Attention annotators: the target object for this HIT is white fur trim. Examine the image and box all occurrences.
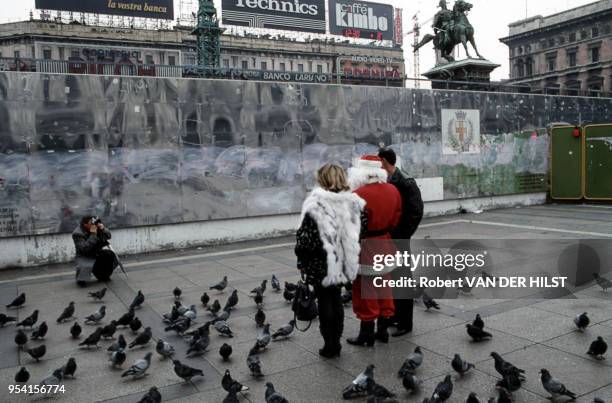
[347,166,388,190]
[357,159,383,170]
[300,188,365,287]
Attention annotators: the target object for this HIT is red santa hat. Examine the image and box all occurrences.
[348,154,388,189]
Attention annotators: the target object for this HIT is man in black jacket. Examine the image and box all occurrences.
[73,216,117,287]
[378,148,424,336]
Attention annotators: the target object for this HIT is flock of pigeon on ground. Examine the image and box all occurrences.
[1,272,611,402]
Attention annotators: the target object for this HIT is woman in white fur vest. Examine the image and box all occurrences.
[295,164,366,358]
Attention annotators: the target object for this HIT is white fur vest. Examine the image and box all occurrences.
[300,187,365,287]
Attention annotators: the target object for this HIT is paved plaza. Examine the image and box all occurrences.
[0,204,611,402]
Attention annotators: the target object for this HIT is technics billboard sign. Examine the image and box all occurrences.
[222,0,326,33]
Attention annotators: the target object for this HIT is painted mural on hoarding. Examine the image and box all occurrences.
[441,109,481,155]
[35,0,174,19]
[328,0,395,41]
[0,72,611,237]
[221,0,326,33]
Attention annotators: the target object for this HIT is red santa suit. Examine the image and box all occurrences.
[349,155,402,322]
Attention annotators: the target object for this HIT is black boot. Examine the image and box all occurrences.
[375,317,390,343]
[346,321,375,347]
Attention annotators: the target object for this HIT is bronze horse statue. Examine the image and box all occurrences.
[414,0,484,63]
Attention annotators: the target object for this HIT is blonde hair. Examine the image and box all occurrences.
[317,164,350,193]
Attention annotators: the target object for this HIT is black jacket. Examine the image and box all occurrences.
[388,168,424,239]
[72,226,112,258]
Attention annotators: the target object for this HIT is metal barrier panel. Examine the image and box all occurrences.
[584,124,612,200]
[550,126,583,200]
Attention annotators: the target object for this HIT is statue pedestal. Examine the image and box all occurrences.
[422,58,500,90]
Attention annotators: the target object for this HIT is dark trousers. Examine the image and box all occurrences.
[92,250,117,281]
[314,285,344,348]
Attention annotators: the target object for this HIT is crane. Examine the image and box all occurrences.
[404,12,434,88]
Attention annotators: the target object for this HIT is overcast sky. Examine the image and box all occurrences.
[0,0,597,80]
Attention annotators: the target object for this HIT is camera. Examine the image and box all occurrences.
[91,217,102,225]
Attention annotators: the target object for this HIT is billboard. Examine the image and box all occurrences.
[34,0,174,20]
[329,0,394,41]
[222,0,326,33]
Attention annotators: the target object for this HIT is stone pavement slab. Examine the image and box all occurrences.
[484,306,574,343]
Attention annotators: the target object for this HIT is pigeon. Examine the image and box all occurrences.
[164,317,191,335]
[251,280,268,295]
[182,305,197,321]
[33,369,63,391]
[575,312,590,331]
[285,282,298,292]
[490,352,525,380]
[593,273,612,291]
[283,288,295,303]
[130,291,145,310]
[156,339,175,359]
[343,364,375,399]
[101,320,118,339]
[31,321,48,340]
[117,308,135,328]
[247,347,264,377]
[488,387,512,403]
[88,287,107,301]
[587,336,608,360]
[122,352,152,379]
[365,377,396,400]
[56,302,76,323]
[163,304,181,324]
[6,293,26,309]
[466,324,492,341]
[16,309,38,329]
[223,383,241,403]
[224,290,239,311]
[129,326,152,348]
[108,334,127,352]
[201,292,210,306]
[186,333,210,356]
[255,308,266,327]
[254,291,264,306]
[222,369,249,392]
[15,329,28,349]
[84,305,106,324]
[472,314,484,330]
[60,357,77,378]
[0,313,17,327]
[15,367,30,383]
[138,386,162,403]
[466,392,480,403]
[130,317,143,333]
[214,320,234,337]
[422,292,440,310]
[173,359,204,382]
[430,374,453,401]
[402,373,420,394]
[26,344,47,362]
[214,308,231,323]
[70,322,82,338]
[265,382,289,403]
[271,275,281,292]
[496,372,522,393]
[398,347,424,377]
[540,368,576,401]
[451,354,475,376]
[593,399,605,403]
[177,302,190,316]
[110,349,127,367]
[207,299,221,315]
[220,343,233,361]
[173,286,182,300]
[79,327,103,349]
[272,320,296,340]
[256,324,271,349]
[210,276,228,292]
[184,321,212,338]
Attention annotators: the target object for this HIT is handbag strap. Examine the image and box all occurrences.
[293,313,313,332]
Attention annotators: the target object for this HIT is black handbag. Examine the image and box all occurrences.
[291,275,318,332]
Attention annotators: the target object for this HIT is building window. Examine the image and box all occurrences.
[558,36,566,45]
[14,50,20,58]
[241,60,248,70]
[231,56,238,66]
[580,30,587,40]
[317,65,323,73]
[517,60,524,78]
[569,32,576,42]
[58,47,64,60]
[43,49,52,60]
[159,52,165,64]
[526,58,533,76]
[568,51,577,67]
[298,63,304,72]
[548,39,555,48]
[540,40,547,50]
[547,56,556,72]
[32,46,35,58]
[71,49,80,59]
[591,47,600,63]
[517,46,523,55]
[222,59,229,68]
[279,62,286,71]
[145,55,154,64]
[168,55,176,66]
[592,27,599,38]
[260,61,267,70]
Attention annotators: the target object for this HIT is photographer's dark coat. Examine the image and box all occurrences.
[72,226,113,282]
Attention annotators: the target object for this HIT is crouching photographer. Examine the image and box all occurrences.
[72,216,118,287]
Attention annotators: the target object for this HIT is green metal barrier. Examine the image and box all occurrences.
[584,125,612,200]
[550,126,583,200]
